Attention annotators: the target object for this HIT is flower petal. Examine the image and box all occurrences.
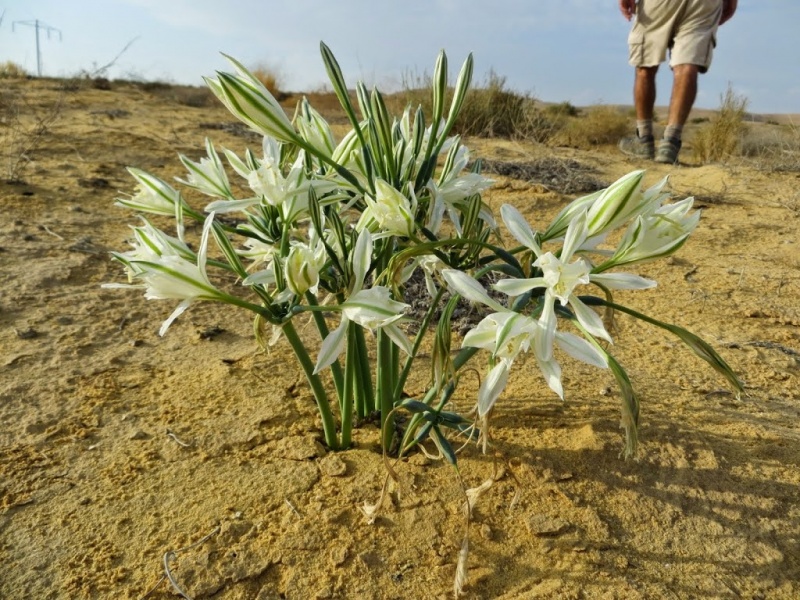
[500,204,541,255]
[570,296,612,342]
[313,319,348,374]
[554,331,608,368]
[442,269,505,312]
[590,272,657,290]
[477,361,510,417]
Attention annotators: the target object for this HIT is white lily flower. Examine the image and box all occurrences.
[493,213,608,359]
[177,138,232,199]
[204,55,297,143]
[116,168,190,240]
[342,287,408,329]
[313,229,412,374]
[463,310,608,415]
[112,221,197,285]
[105,213,225,336]
[603,197,701,268]
[400,253,445,299]
[356,179,417,238]
[285,234,326,296]
[295,97,336,158]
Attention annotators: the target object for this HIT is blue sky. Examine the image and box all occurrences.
[3,0,798,114]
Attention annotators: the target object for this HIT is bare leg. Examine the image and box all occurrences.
[634,66,658,121]
[666,63,699,128]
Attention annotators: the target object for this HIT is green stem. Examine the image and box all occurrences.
[393,287,445,402]
[282,321,339,449]
[377,328,394,451]
[340,322,357,448]
[354,325,374,416]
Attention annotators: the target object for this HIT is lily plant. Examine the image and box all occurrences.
[106,43,741,460]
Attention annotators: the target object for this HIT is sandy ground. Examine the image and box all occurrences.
[1,78,799,599]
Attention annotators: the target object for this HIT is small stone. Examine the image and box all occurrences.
[129,430,150,440]
[319,454,347,477]
[15,327,38,339]
[329,546,348,567]
[526,514,570,537]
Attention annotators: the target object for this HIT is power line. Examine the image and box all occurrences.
[12,19,62,77]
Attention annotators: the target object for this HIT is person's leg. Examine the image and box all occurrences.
[657,0,722,163]
[666,64,699,135]
[656,63,699,163]
[634,65,658,138]
[620,64,659,158]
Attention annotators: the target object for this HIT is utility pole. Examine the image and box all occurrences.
[12,19,62,77]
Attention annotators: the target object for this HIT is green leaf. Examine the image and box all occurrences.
[606,352,639,459]
[580,296,744,395]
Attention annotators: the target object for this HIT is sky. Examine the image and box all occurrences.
[2,0,798,115]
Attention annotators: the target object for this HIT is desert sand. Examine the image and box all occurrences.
[1,77,799,599]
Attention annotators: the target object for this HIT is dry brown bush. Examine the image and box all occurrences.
[692,85,748,163]
[392,70,567,142]
[0,61,27,79]
[554,105,630,148]
[250,64,286,100]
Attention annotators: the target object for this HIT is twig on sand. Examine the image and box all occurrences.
[41,225,64,240]
[140,526,220,600]
[166,429,192,447]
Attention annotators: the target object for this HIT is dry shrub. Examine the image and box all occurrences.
[392,69,566,142]
[554,105,630,148]
[692,85,748,163]
[250,64,286,100]
[0,86,62,182]
[0,61,27,79]
[455,70,529,137]
[172,85,215,108]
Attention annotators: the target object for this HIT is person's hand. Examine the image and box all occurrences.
[619,0,637,21]
[720,0,737,25]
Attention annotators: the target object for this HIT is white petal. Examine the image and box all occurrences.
[535,294,557,361]
[478,361,510,417]
[442,269,505,312]
[590,272,657,290]
[159,299,191,336]
[313,319,348,374]
[351,228,373,294]
[204,197,260,213]
[554,331,608,368]
[536,353,564,399]
[493,277,546,296]
[500,204,541,255]
[570,296,612,343]
[382,323,413,356]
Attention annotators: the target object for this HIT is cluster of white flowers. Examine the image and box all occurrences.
[106,46,738,455]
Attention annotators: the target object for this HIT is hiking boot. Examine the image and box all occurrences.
[618,133,655,160]
[655,137,682,164]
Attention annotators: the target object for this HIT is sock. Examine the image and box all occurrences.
[664,124,683,142]
[636,120,654,139]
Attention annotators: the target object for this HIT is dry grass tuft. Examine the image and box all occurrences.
[555,105,630,148]
[250,63,286,100]
[0,61,27,79]
[692,85,748,164]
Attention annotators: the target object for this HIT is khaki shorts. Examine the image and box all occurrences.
[628,0,723,72]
